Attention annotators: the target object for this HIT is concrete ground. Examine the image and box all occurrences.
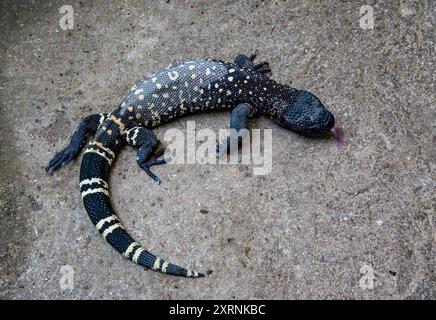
[0,0,434,299]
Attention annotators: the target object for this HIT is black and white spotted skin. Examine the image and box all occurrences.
[48,52,337,278]
[118,58,292,128]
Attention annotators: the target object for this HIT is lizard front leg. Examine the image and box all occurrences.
[216,103,256,157]
[47,113,108,173]
[234,50,271,74]
[125,127,167,184]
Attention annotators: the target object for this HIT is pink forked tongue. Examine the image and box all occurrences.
[330,125,345,147]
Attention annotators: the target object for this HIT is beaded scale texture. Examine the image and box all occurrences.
[48,53,336,278]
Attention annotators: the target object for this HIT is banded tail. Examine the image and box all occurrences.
[78,133,203,278]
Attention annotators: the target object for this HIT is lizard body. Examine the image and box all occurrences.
[48,53,337,278]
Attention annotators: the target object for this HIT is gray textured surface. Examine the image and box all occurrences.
[0,0,434,299]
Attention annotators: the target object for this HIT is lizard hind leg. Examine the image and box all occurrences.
[47,113,108,174]
[125,127,168,184]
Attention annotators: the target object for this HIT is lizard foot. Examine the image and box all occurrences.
[46,144,81,174]
[139,147,167,184]
[234,50,271,74]
[250,50,271,74]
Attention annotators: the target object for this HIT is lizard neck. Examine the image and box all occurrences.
[248,76,298,120]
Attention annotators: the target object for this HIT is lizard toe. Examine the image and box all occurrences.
[47,146,79,174]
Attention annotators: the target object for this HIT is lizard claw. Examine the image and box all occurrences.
[249,49,259,62]
[141,167,162,184]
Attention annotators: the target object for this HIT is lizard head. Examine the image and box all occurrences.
[278,90,336,137]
